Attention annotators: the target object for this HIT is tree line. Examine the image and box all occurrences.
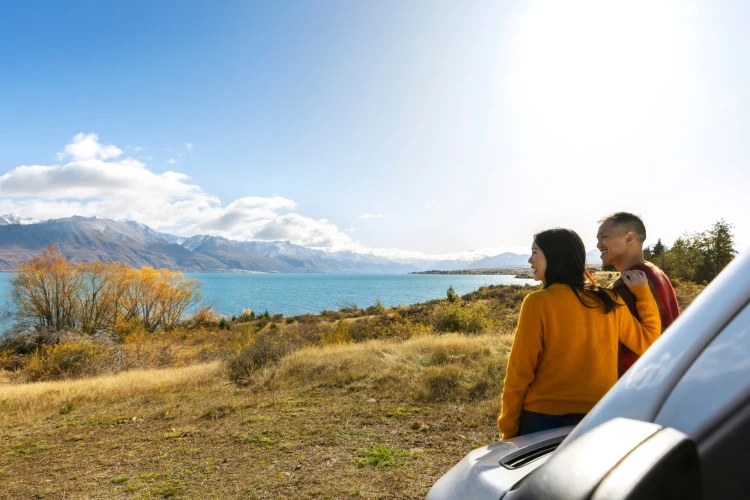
[9,245,201,333]
[641,219,738,283]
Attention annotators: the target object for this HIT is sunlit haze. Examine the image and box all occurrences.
[0,0,747,261]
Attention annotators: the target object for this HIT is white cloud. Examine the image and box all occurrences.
[0,133,528,258]
[252,214,356,249]
[359,213,383,219]
[424,203,431,208]
[0,133,362,251]
[185,142,193,154]
[1,134,220,230]
[166,159,178,165]
[196,196,297,233]
[57,133,123,161]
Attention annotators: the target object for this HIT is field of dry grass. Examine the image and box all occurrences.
[0,334,511,499]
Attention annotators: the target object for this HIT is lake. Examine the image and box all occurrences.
[0,272,535,319]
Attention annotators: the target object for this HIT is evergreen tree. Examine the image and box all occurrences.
[652,239,666,257]
[696,219,736,282]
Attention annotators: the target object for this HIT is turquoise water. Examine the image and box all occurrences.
[0,272,535,319]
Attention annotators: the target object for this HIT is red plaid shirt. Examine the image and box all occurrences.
[609,261,680,377]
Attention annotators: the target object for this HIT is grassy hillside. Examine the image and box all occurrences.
[0,278,704,498]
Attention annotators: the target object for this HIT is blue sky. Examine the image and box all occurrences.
[0,0,748,260]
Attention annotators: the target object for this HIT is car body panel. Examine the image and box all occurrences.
[655,300,750,439]
[426,426,572,500]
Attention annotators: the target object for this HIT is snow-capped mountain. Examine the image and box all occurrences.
[121,220,185,245]
[0,214,596,273]
[0,214,39,225]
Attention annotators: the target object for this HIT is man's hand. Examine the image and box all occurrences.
[621,270,648,289]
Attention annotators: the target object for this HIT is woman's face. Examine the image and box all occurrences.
[528,241,547,282]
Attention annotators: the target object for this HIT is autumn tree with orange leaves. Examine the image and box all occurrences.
[10,245,201,332]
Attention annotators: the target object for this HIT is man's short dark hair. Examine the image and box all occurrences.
[598,212,647,243]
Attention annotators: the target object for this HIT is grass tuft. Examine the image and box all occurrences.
[355,445,419,467]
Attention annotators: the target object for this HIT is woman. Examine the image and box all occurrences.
[497,228,660,439]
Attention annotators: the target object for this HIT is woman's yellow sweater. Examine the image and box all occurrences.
[497,283,660,439]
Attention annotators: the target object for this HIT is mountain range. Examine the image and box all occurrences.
[0,214,601,273]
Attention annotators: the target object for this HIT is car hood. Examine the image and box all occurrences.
[426,426,573,500]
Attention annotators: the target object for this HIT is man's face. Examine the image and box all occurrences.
[596,220,630,266]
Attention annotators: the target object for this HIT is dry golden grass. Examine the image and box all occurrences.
[268,333,513,400]
[0,362,221,426]
[0,335,510,499]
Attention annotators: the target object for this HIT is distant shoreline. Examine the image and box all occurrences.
[410,267,534,279]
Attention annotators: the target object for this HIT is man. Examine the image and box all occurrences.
[596,212,680,376]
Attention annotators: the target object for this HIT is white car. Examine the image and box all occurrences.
[428,248,750,499]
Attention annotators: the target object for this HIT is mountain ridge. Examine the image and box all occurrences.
[0,214,603,273]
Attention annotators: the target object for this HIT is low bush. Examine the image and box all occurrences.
[238,308,255,322]
[322,320,352,346]
[225,332,291,383]
[431,303,489,334]
[19,336,120,382]
[365,298,385,316]
[190,307,219,328]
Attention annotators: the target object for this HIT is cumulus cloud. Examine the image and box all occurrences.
[359,213,382,219]
[0,133,362,251]
[196,196,297,233]
[252,214,355,249]
[166,159,178,164]
[57,133,123,161]
[185,142,193,154]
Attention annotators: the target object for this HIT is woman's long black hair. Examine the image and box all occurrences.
[534,228,620,314]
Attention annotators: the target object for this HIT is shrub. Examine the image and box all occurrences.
[19,337,119,382]
[365,298,385,315]
[338,302,360,314]
[238,309,255,322]
[432,303,489,334]
[117,328,176,369]
[322,320,352,346]
[0,330,66,356]
[191,307,219,328]
[225,332,290,382]
[0,350,24,371]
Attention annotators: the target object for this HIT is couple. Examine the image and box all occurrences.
[497,212,680,439]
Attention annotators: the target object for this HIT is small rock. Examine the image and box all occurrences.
[367,398,377,404]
